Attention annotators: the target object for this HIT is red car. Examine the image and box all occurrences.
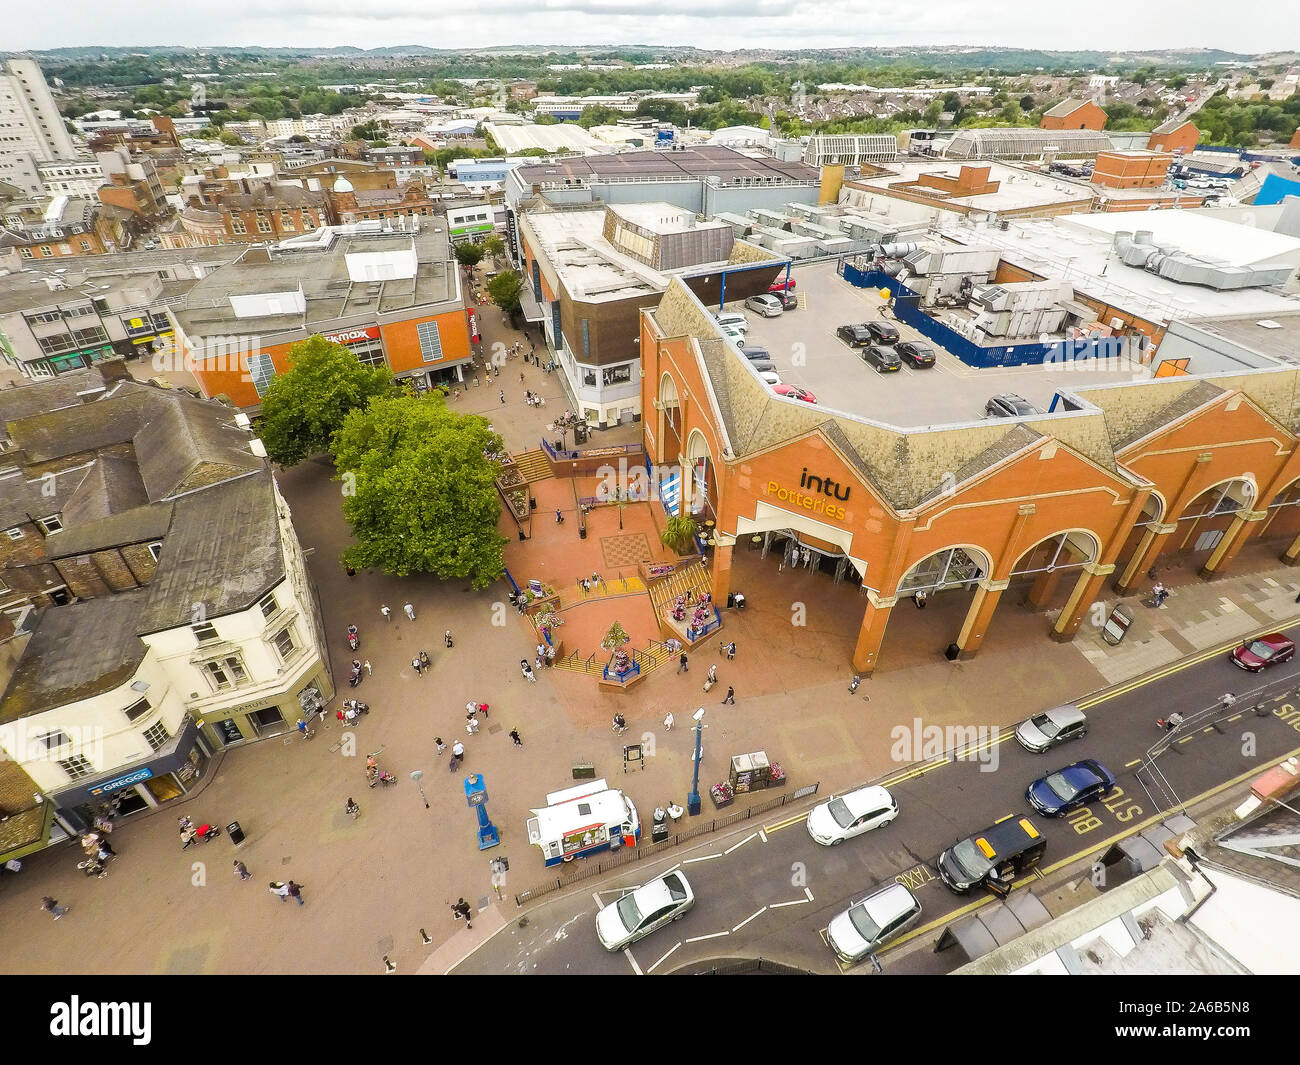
[772,384,817,404]
[768,278,797,293]
[1231,633,1295,672]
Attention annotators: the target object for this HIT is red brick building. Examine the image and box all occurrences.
[1041,98,1108,131]
[1148,120,1199,155]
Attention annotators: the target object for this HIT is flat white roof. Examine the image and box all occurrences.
[1060,210,1300,269]
[484,122,609,156]
[850,160,1095,213]
[1188,866,1300,974]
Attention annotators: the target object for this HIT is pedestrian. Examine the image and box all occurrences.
[914,590,928,609]
[363,659,372,676]
[181,826,198,850]
[536,643,545,660]
[40,896,68,921]
[466,714,480,734]
[452,897,473,929]
[664,712,674,731]
[445,630,454,648]
[381,604,391,622]
[435,736,446,755]
[510,728,523,747]
[677,652,689,674]
[535,654,545,672]
[849,675,861,694]
[546,644,556,666]
[556,508,564,524]
[269,881,290,900]
[520,372,526,383]
[726,641,737,661]
[499,389,505,404]
[412,655,424,676]
[722,685,735,705]
[521,660,536,683]
[404,602,416,621]
[706,663,717,685]
[97,841,116,862]
[286,880,305,906]
[419,650,431,670]
[234,860,252,881]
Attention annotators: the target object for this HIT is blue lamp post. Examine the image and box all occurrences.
[687,708,706,816]
[463,773,500,850]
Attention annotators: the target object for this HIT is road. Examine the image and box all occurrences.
[454,626,1300,975]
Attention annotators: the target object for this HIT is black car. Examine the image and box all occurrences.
[986,393,1043,418]
[865,321,900,345]
[837,323,872,348]
[896,341,935,369]
[777,291,798,311]
[863,345,901,373]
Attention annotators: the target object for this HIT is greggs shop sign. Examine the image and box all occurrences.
[763,467,851,521]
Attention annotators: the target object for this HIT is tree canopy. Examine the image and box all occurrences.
[454,242,484,267]
[487,269,525,319]
[332,394,507,588]
[257,335,394,466]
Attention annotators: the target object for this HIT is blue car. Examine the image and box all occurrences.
[1026,759,1116,817]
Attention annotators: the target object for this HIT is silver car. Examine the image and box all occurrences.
[595,871,695,951]
[744,293,784,318]
[1014,704,1088,753]
[826,883,922,964]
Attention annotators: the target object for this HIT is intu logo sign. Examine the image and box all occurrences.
[763,468,851,521]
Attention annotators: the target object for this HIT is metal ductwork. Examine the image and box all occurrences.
[872,242,921,260]
[1111,231,1294,291]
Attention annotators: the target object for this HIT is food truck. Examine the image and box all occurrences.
[526,779,640,865]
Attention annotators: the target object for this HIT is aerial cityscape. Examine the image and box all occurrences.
[1,9,1298,1013]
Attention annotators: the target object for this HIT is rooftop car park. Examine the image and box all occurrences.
[716,260,1139,429]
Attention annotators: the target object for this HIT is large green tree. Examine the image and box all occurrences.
[487,269,525,320]
[258,335,394,466]
[332,394,507,587]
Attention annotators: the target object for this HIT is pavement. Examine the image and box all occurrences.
[9,301,1300,974]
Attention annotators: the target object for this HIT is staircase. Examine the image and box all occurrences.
[648,563,714,622]
[513,449,553,483]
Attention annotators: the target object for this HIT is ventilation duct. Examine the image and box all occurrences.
[1111,231,1294,291]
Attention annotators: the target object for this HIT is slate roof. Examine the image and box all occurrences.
[1044,98,1101,118]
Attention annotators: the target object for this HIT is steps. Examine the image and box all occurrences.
[513,450,553,483]
[648,563,714,624]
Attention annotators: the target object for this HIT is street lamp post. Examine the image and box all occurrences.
[687,708,706,816]
[410,769,429,809]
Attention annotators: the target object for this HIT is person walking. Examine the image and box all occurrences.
[677,652,689,674]
[726,641,737,661]
[419,650,431,671]
[381,604,391,622]
[180,825,198,850]
[510,728,523,747]
[41,896,68,921]
[269,881,290,901]
[286,880,305,906]
[412,655,424,676]
[499,389,505,405]
[521,660,536,683]
[452,897,473,929]
[546,644,556,667]
[404,602,416,621]
[451,739,465,761]
[914,590,928,610]
[363,659,372,676]
[435,737,446,755]
[706,664,717,685]
[234,860,252,881]
[346,797,360,820]
[722,685,735,705]
[664,712,674,731]
[848,675,861,694]
[445,630,454,648]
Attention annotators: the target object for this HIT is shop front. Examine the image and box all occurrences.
[50,714,210,832]
[198,681,327,749]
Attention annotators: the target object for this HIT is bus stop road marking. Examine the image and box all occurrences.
[732,906,767,933]
[647,941,681,974]
[622,947,644,976]
[724,833,758,855]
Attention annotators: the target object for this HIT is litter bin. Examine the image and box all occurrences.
[226,821,245,846]
[944,643,960,662]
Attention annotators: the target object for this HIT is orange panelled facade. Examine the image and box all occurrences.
[380,309,472,373]
[644,305,1300,673]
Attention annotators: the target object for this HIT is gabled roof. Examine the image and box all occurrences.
[1045,97,1103,118]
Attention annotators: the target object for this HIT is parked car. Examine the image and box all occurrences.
[825,883,921,964]
[864,321,900,345]
[1025,759,1116,817]
[863,345,901,373]
[837,323,873,348]
[758,370,781,386]
[747,357,777,373]
[806,785,898,846]
[740,346,771,361]
[777,290,798,311]
[938,817,1046,895]
[768,277,797,293]
[745,293,784,317]
[714,311,749,332]
[595,871,695,951]
[986,393,1043,418]
[1014,704,1088,753]
[772,383,817,404]
[1231,633,1296,672]
[896,341,936,368]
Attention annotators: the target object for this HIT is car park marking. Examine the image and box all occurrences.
[732,906,767,933]
[1124,758,1142,769]
[684,930,730,944]
[758,828,768,842]
[724,832,758,855]
[646,941,681,974]
[770,890,814,908]
[622,948,644,976]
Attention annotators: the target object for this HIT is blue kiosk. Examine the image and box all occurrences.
[463,773,500,850]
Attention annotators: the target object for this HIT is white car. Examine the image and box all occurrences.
[744,293,784,317]
[714,311,749,332]
[720,321,747,343]
[757,370,781,386]
[806,785,897,846]
[826,883,922,964]
[595,870,694,951]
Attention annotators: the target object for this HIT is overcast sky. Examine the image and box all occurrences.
[6,1,1295,55]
